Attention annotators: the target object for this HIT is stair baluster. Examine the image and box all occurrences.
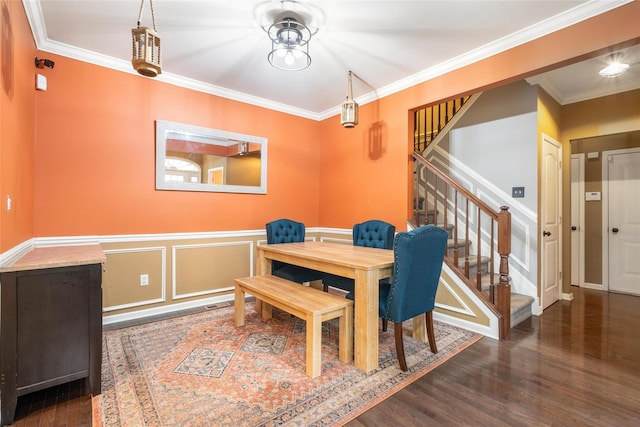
[412,152,512,340]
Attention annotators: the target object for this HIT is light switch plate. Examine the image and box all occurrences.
[512,187,525,198]
[36,74,47,91]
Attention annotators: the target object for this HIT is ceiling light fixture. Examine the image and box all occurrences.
[340,71,359,128]
[131,0,162,77]
[238,141,249,156]
[599,53,629,78]
[267,15,311,71]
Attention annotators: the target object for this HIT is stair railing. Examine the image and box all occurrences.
[414,96,469,153]
[412,151,512,339]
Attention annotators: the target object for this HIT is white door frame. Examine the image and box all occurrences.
[602,146,640,292]
[570,153,585,288]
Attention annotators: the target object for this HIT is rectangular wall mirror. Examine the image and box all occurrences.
[156,120,267,194]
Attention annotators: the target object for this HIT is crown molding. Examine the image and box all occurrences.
[23,0,632,121]
[529,73,640,105]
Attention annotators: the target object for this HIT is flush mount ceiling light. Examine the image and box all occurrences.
[131,0,162,77]
[340,71,359,128]
[599,53,630,78]
[267,14,312,71]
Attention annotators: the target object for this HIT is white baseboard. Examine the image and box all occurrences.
[582,282,603,290]
[0,239,34,267]
[433,311,499,340]
[103,293,235,325]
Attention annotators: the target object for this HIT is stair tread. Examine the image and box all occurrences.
[447,240,469,250]
[510,293,534,314]
[510,292,534,328]
[436,223,455,230]
[478,272,511,282]
[457,255,490,267]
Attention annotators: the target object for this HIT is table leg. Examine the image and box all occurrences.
[255,248,273,316]
[354,269,379,372]
[338,305,353,362]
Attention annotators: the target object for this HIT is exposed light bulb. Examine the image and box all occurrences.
[284,51,295,66]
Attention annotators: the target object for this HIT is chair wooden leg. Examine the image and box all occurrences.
[426,311,438,354]
[382,318,388,332]
[394,322,408,371]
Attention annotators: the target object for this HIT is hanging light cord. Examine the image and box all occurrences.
[346,71,354,100]
[137,0,158,31]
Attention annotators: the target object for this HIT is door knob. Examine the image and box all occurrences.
[571,226,577,231]
[543,231,551,237]
[612,227,619,233]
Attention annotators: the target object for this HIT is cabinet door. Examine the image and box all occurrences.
[16,266,90,390]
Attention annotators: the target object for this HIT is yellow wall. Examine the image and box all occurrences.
[527,87,639,295]
[560,89,640,140]
[560,90,640,286]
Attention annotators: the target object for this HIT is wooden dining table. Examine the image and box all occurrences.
[256,240,428,373]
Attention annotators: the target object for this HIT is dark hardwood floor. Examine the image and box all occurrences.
[347,287,640,426]
[11,287,640,426]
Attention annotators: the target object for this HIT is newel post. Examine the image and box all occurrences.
[497,206,511,339]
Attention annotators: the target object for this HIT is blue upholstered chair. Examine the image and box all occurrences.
[379,225,448,371]
[265,219,323,283]
[322,220,396,293]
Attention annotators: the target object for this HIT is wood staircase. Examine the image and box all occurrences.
[412,100,534,339]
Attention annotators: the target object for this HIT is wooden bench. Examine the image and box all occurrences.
[234,275,353,378]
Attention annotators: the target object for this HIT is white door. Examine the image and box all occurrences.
[570,154,585,287]
[541,135,562,309]
[605,149,640,295]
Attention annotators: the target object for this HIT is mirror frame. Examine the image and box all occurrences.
[155,120,268,194]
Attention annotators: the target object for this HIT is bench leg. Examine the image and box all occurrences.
[261,301,273,320]
[234,286,246,327]
[306,313,322,378]
[338,306,353,363]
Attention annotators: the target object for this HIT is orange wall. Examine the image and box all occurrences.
[318,99,409,229]
[0,0,36,252]
[319,1,640,231]
[4,1,640,244]
[33,56,322,236]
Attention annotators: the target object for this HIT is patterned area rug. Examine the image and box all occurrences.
[93,303,481,426]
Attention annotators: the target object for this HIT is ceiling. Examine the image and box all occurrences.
[24,0,638,120]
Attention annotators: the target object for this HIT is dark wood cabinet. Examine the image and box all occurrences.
[0,245,104,426]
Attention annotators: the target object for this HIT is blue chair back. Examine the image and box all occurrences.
[323,220,395,293]
[266,219,306,244]
[353,220,396,249]
[265,219,323,283]
[382,225,448,323]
